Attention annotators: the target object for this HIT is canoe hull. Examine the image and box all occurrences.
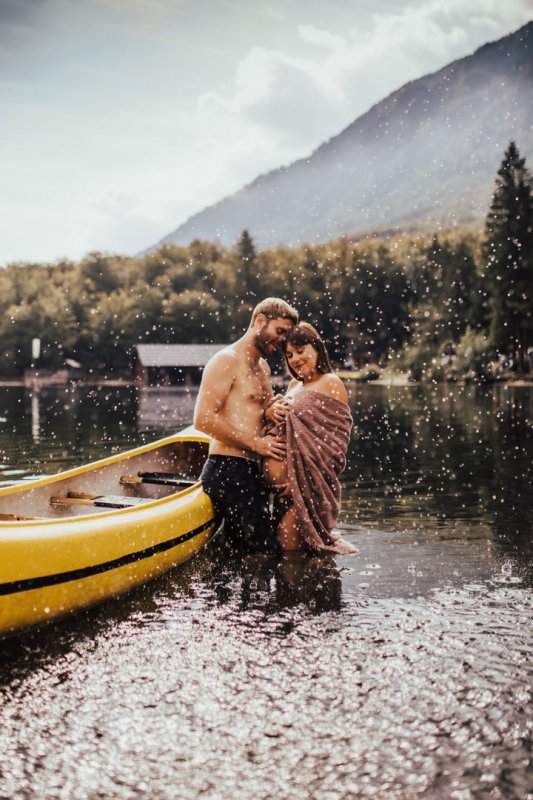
[0,430,216,637]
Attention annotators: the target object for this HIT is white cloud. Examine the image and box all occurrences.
[199,0,533,150]
[200,49,343,146]
[1,0,532,263]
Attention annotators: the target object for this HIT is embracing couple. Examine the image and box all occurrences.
[193,297,358,557]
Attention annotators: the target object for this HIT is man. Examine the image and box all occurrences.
[193,297,298,553]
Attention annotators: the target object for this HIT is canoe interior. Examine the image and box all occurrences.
[0,439,209,520]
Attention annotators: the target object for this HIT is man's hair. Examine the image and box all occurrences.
[251,297,299,326]
[283,322,333,379]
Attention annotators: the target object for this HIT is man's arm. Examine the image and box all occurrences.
[193,352,285,459]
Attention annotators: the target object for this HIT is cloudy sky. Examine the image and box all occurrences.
[1,0,532,265]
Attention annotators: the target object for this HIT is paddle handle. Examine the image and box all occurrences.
[121,473,196,487]
[50,495,94,507]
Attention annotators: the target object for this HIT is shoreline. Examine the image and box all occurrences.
[0,379,137,388]
[1,374,532,389]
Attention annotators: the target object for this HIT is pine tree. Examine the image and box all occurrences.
[484,141,533,371]
[440,238,481,340]
[235,229,260,301]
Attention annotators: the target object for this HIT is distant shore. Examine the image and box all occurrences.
[0,378,137,388]
[338,369,533,386]
[1,373,532,389]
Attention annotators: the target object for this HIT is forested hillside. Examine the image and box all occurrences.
[1,143,532,381]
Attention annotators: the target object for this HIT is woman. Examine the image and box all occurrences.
[263,322,358,555]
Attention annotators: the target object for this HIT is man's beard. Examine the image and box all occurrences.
[255,328,276,357]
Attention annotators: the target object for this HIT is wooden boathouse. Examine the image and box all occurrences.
[135,344,226,387]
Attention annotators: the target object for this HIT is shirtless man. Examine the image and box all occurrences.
[193,297,298,553]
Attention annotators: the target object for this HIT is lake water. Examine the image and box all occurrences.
[0,383,532,800]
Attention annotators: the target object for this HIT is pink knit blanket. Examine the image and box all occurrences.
[267,389,358,555]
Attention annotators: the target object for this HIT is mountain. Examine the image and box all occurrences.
[149,22,533,252]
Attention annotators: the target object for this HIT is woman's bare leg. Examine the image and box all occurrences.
[278,504,304,552]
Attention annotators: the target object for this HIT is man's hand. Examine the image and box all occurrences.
[254,434,287,461]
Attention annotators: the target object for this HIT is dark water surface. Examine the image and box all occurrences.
[0,384,532,799]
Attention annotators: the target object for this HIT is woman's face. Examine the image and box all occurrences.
[285,341,319,381]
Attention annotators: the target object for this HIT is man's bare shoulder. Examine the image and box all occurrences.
[205,346,240,371]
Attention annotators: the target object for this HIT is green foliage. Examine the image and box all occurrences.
[420,235,482,339]
[79,252,121,294]
[234,230,260,301]
[451,328,493,381]
[483,140,533,371]
[0,174,531,381]
[395,303,441,381]
[163,290,224,342]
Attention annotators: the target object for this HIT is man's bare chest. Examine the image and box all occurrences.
[232,369,269,407]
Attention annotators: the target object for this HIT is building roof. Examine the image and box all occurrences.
[135,343,226,368]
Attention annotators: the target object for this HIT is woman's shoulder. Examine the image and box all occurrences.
[286,378,300,393]
[313,373,348,404]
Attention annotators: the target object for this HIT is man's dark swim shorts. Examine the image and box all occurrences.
[200,455,277,553]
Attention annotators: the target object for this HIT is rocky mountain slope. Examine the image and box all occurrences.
[150,21,533,251]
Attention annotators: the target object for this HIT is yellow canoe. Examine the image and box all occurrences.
[0,426,216,638]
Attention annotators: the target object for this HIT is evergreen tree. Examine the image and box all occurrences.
[300,248,333,339]
[423,235,446,303]
[440,238,481,341]
[235,230,260,301]
[484,141,533,371]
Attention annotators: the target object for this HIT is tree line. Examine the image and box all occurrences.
[0,141,531,380]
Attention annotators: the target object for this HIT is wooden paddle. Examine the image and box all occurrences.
[120,472,196,488]
[50,492,151,509]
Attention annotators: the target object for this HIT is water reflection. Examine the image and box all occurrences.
[1,543,531,800]
[206,549,343,619]
[1,382,532,583]
[344,383,533,582]
[1,371,532,800]
[137,386,197,431]
[0,385,141,473]
[31,389,40,443]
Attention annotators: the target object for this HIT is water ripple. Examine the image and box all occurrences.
[1,554,532,800]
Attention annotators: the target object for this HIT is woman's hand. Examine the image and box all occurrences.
[264,395,290,424]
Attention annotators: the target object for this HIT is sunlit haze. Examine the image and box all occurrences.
[1,0,532,265]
